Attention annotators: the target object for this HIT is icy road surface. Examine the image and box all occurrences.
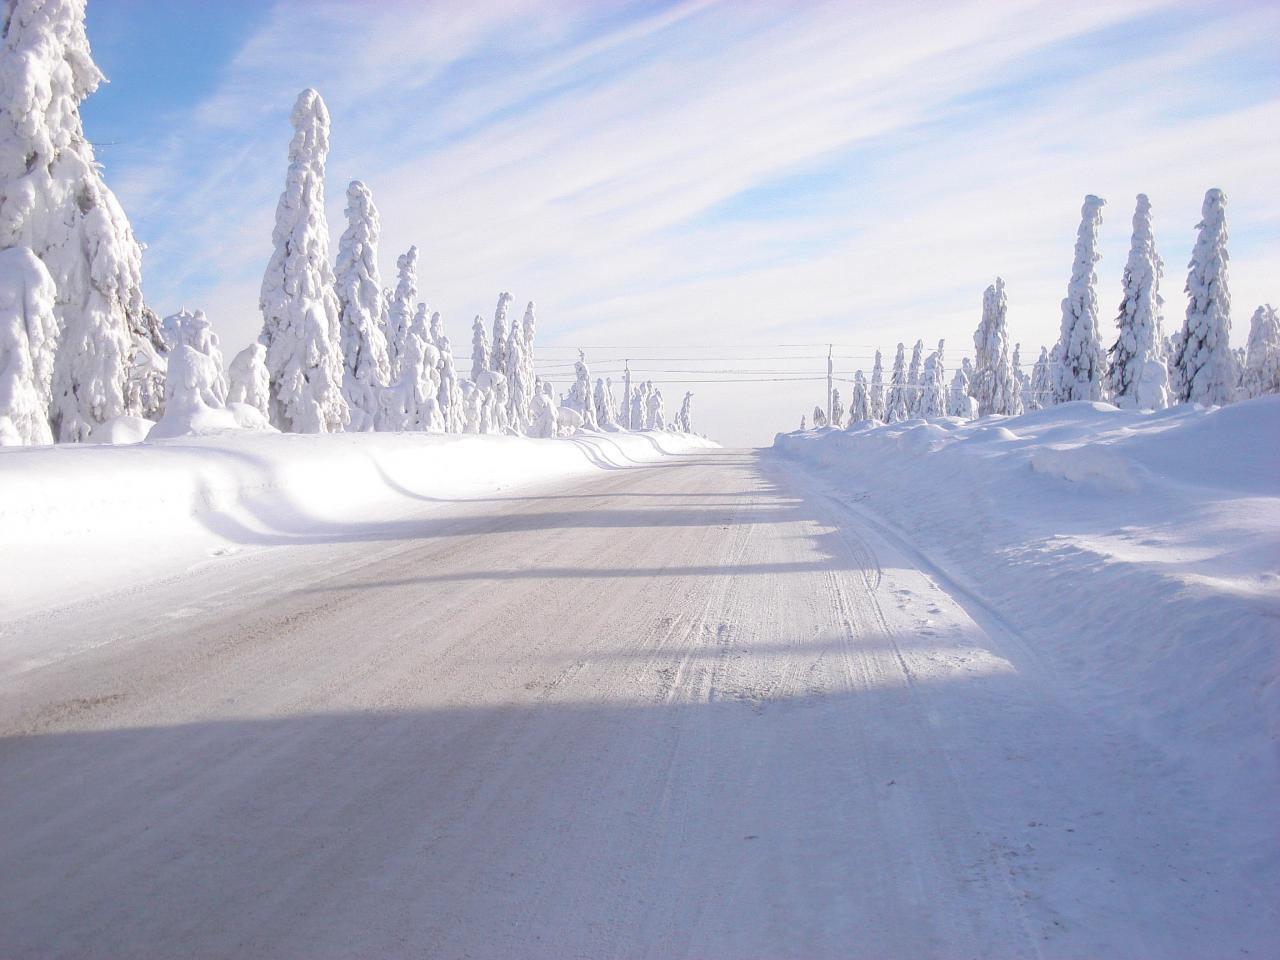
[0,447,1268,958]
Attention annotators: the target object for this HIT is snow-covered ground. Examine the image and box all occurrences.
[0,429,715,628]
[777,396,1280,924]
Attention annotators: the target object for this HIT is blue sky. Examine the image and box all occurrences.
[78,0,1279,445]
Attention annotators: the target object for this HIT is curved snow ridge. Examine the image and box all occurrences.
[0,429,718,621]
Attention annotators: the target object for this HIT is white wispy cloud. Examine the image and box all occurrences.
[105,0,1280,445]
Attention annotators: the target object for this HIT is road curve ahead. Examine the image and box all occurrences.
[0,447,1263,958]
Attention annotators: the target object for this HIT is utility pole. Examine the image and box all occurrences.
[827,344,834,426]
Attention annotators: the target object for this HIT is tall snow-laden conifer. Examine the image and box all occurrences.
[647,389,665,430]
[1106,194,1169,409]
[436,331,463,433]
[919,343,947,419]
[335,180,390,430]
[972,279,1019,416]
[849,370,870,424]
[830,387,844,428]
[1174,188,1237,405]
[0,245,56,443]
[503,301,528,431]
[1052,195,1107,403]
[385,246,418,384]
[490,292,512,379]
[886,343,909,421]
[1027,346,1051,410]
[566,350,597,429]
[675,390,693,432]
[869,349,885,421]
[1241,304,1280,398]
[258,88,348,433]
[519,300,536,419]
[906,339,924,414]
[470,315,489,383]
[1,0,167,439]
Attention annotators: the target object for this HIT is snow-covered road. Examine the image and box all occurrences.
[1,446,1270,958]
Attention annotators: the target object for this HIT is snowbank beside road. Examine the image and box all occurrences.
[776,397,1279,862]
[0,430,716,620]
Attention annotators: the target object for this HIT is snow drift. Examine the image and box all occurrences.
[0,429,717,621]
[776,397,1280,891]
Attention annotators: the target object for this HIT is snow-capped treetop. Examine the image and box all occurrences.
[257,88,348,433]
[2,0,167,437]
[386,245,419,383]
[1052,194,1107,403]
[0,244,57,444]
[869,349,885,421]
[1175,188,1237,405]
[886,343,909,421]
[335,180,391,430]
[1107,194,1169,410]
[1241,304,1280,399]
[972,279,1020,416]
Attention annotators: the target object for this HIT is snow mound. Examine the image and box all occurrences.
[87,415,155,445]
[776,398,1280,885]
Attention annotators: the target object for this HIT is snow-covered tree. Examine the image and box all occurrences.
[470,315,489,383]
[2,0,168,439]
[675,391,693,432]
[437,333,463,433]
[886,343,909,421]
[380,305,441,432]
[334,180,391,431]
[620,366,633,429]
[630,380,648,431]
[1106,194,1169,410]
[1241,304,1280,398]
[518,300,536,420]
[228,342,270,418]
[830,387,844,428]
[972,278,1020,416]
[563,349,597,429]
[385,246,418,384]
[800,414,806,431]
[906,339,924,415]
[161,308,226,404]
[948,366,977,419]
[869,349,885,421]
[504,304,528,432]
[647,388,665,430]
[848,370,870,424]
[529,388,557,437]
[0,245,57,444]
[1174,188,1238,405]
[918,349,947,418]
[604,378,619,429]
[1012,343,1032,412]
[812,405,827,428]
[1027,346,1052,411]
[1052,195,1107,403]
[490,291,512,380]
[257,89,348,433]
[593,377,617,429]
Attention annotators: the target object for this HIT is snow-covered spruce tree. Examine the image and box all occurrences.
[918,349,947,418]
[800,414,806,431]
[161,308,226,404]
[868,349,885,421]
[812,405,827,428]
[593,377,617,429]
[228,342,270,418]
[529,387,557,437]
[490,291,512,380]
[380,305,441,432]
[503,307,528,432]
[1106,194,1169,410]
[437,333,463,433]
[886,343,909,421]
[1012,343,1032,412]
[849,370,870,424]
[1027,346,1052,411]
[830,387,844,428]
[676,391,693,432]
[518,300,536,420]
[334,180,391,431]
[564,349,597,429]
[1,0,169,440]
[948,366,977,419]
[1052,195,1107,403]
[630,379,647,431]
[258,89,348,433]
[470,314,489,383]
[1241,304,1280,398]
[605,378,619,428]
[620,367,633,429]
[972,278,1020,416]
[906,339,924,415]
[647,388,665,430]
[0,245,57,444]
[1174,188,1238,405]
[385,246,418,384]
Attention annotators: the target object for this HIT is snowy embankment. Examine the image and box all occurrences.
[0,429,715,621]
[776,397,1279,839]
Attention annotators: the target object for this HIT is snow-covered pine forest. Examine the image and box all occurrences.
[0,3,698,448]
[795,191,1278,431]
